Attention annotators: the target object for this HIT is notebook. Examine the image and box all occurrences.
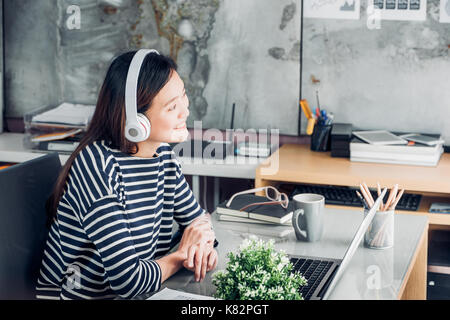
[352,130,408,145]
[218,220,294,238]
[217,213,292,226]
[216,194,294,225]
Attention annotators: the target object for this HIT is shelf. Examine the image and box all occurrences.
[256,144,450,226]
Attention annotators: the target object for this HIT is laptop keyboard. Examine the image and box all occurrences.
[290,184,422,211]
[290,257,334,300]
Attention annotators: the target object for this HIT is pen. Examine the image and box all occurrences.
[320,110,327,125]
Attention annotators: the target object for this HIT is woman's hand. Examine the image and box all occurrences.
[176,214,217,282]
[177,214,215,262]
[183,245,218,282]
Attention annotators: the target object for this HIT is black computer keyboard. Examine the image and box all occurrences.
[291,184,422,211]
[290,257,334,300]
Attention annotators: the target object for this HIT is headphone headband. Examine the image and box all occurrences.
[124,49,160,142]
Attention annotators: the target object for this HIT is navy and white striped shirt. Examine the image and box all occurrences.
[36,141,205,299]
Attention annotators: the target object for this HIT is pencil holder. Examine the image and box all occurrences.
[310,124,331,152]
[364,209,394,250]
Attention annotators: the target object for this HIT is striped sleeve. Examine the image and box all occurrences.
[66,144,115,219]
[172,159,206,226]
[80,194,162,298]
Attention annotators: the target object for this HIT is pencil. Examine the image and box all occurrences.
[388,189,404,211]
[359,184,374,208]
[377,182,384,211]
[362,182,375,208]
[356,191,369,210]
[385,184,398,211]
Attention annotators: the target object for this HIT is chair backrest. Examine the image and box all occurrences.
[0,153,61,299]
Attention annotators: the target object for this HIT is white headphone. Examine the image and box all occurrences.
[124,49,160,142]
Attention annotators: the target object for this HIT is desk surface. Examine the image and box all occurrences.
[177,155,265,179]
[257,144,450,194]
[0,133,265,179]
[140,208,427,300]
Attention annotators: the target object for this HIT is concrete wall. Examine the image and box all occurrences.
[3,0,301,135]
[4,0,61,118]
[301,0,450,143]
[3,1,450,142]
[58,0,157,104]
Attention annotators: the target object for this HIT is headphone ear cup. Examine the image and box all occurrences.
[137,113,151,140]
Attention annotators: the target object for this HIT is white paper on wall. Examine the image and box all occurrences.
[370,0,427,21]
[304,0,361,20]
[440,0,450,23]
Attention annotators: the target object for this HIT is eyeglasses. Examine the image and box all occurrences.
[226,186,289,212]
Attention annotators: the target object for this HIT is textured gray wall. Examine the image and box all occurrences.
[4,0,61,118]
[4,1,449,141]
[59,0,301,135]
[4,0,160,115]
[200,0,301,135]
[4,0,301,135]
[301,0,450,143]
[58,0,159,104]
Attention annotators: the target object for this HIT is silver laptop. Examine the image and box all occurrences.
[288,188,387,300]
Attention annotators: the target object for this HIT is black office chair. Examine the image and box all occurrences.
[0,153,61,299]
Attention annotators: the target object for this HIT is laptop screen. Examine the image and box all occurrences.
[322,187,387,300]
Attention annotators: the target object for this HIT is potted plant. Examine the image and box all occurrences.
[212,237,307,300]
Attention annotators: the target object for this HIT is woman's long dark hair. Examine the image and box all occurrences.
[46,51,177,227]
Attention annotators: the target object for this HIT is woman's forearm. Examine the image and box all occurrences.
[155,250,186,284]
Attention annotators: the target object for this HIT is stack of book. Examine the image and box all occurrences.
[23,103,95,153]
[350,134,444,167]
[216,194,294,237]
[215,194,295,237]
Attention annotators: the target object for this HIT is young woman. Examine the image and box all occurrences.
[36,50,218,299]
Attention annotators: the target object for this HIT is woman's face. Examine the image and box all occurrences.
[145,70,190,143]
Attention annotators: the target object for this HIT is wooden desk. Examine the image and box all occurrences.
[253,143,446,299]
[137,210,428,300]
[256,144,450,226]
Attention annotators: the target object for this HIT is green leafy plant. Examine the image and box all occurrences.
[212,237,307,300]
